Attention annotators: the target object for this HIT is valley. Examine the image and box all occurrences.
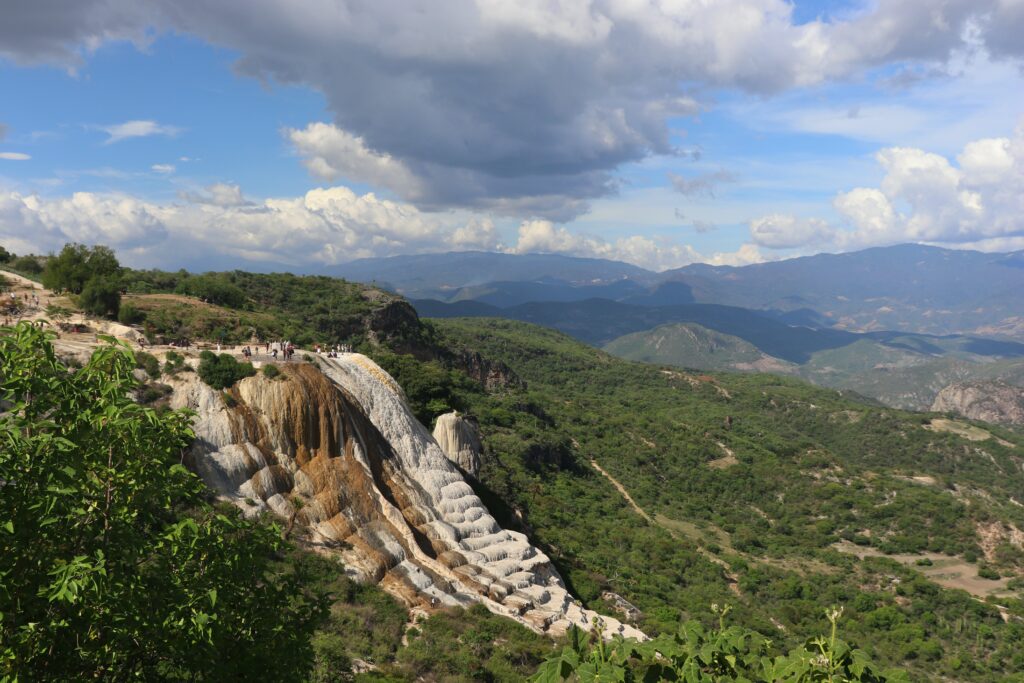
[6,246,1024,681]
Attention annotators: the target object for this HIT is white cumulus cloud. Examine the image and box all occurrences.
[101,120,180,144]
[750,119,1024,251]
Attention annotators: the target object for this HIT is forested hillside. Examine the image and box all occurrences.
[6,258,1024,681]
[429,317,1024,681]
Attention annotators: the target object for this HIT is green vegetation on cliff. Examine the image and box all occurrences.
[119,268,424,349]
[429,317,1024,681]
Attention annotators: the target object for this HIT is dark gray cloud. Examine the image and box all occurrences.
[2,0,1022,220]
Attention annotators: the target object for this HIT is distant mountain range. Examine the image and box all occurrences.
[335,244,1024,413]
[344,244,1024,341]
[333,251,653,297]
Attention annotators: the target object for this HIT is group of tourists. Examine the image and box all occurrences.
[314,343,352,358]
[8,291,40,307]
[262,340,295,361]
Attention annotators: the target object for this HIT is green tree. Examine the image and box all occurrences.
[0,245,11,263]
[79,276,122,319]
[10,255,42,275]
[0,323,325,680]
[42,243,120,294]
[197,350,256,390]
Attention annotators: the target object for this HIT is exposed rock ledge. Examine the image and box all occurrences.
[169,354,642,640]
[931,381,1024,426]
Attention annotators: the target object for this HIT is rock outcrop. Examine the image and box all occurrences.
[931,381,1024,425]
[170,354,642,640]
[453,349,524,391]
[432,412,482,477]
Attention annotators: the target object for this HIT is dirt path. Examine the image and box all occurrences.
[590,459,652,523]
[708,441,739,469]
[589,459,742,595]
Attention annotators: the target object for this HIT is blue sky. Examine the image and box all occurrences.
[1,1,1023,272]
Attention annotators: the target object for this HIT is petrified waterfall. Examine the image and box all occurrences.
[432,411,482,477]
[169,354,642,639]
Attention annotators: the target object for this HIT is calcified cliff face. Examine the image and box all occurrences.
[169,355,642,639]
[432,412,482,477]
[932,381,1024,425]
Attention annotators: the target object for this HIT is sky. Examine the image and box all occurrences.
[1,0,1023,273]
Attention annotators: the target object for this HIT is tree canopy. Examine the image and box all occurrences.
[41,243,120,294]
[0,323,325,680]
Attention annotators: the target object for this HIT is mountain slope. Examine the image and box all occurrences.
[368,245,1024,341]
[662,244,1024,338]
[433,317,1024,680]
[332,251,654,296]
[603,322,795,373]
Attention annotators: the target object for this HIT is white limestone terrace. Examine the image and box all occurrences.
[169,350,644,640]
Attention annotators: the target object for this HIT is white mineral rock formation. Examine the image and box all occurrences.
[169,354,643,640]
[432,411,482,477]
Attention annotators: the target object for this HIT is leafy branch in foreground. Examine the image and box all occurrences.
[532,605,909,682]
[0,323,326,681]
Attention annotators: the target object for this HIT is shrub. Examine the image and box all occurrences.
[531,606,909,682]
[135,351,161,379]
[11,255,42,275]
[175,274,247,308]
[138,382,173,404]
[78,277,121,319]
[198,351,255,390]
[977,565,1001,580]
[163,350,188,375]
[262,364,281,379]
[118,302,145,325]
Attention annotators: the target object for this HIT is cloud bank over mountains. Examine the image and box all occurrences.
[0,184,768,271]
[1,1,1023,270]
[751,120,1024,253]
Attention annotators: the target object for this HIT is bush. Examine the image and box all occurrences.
[135,351,161,379]
[11,255,42,275]
[263,364,281,379]
[198,351,256,390]
[138,382,173,404]
[175,274,247,308]
[78,276,121,319]
[118,302,145,325]
[163,350,188,375]
[977,565,1001,580]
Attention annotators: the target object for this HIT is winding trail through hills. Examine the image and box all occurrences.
[589,459,652,523]
[588,458,742,595]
